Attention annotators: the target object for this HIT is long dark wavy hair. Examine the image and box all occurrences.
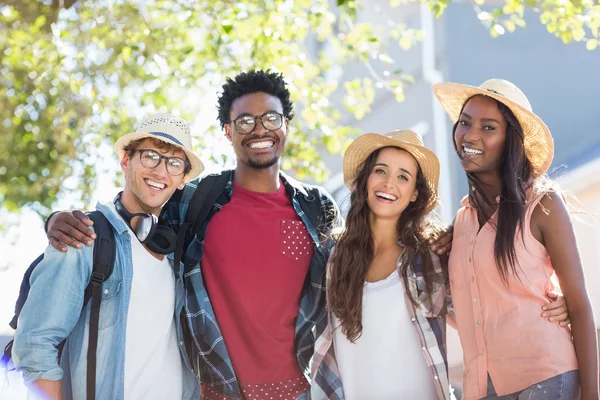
[328,146,445,342]
[453,95,533,283]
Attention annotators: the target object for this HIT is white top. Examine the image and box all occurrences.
[107,203,183,400]
[332,271,437,400]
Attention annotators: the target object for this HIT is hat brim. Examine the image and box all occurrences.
[432,82,554,177]
[343,133,440,212]
[114,131,204,181]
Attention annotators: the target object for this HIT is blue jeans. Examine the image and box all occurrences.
[483,371,580,400]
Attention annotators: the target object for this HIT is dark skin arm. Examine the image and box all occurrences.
[46,210,95,252]
[532,192,599,399]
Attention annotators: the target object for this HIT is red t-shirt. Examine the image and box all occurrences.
[201,180,313,399]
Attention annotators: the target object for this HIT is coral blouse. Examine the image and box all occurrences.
[449,190,577,399]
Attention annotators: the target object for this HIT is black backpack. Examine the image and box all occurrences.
[172,172,230,269]
[1,210,116,400]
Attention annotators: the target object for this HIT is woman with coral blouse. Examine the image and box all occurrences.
[433,79,599,400]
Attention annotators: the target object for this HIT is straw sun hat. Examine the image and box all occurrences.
[115,113,204,181]
[343,130,440,212]
[432,79,554,177]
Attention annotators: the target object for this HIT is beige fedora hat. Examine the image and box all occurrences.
[115,113,204,181]
[432,78,554,177]
[343,130,440,212]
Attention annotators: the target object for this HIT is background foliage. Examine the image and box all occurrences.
[1,0,598,218]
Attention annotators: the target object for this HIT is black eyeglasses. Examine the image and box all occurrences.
[230,111,285,135]
[136,149,188,176]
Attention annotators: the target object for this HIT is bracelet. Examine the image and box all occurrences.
[44,211,60,233]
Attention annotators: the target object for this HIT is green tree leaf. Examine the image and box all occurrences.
[1,0,598,221]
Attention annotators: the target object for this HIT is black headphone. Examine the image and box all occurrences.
[113,192,177,255]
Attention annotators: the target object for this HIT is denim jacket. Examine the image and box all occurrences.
[162,170,341,399]
[12,202,200,400]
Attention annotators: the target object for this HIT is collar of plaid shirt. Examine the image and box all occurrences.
[310,249,452,400]
[162,170,341,399]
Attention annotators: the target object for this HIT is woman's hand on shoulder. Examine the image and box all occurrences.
[429,225,454,255]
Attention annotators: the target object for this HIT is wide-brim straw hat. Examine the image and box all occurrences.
[432,78,554,177]
[343,130,440,212]
[115,113,204,181]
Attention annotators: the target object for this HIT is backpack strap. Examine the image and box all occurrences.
[174,172,229,270]
[188,172,230,238]
[9,254,43,330]
[1,253,45,370]
[84,211,116,400]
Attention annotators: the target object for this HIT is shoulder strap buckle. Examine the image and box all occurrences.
[90,271,105,285]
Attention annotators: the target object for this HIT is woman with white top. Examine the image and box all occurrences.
[310,130,451,399]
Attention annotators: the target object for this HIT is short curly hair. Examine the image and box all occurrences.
[217,70,295,129]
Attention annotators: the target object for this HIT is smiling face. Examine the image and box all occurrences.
[120,138,187,215]
[224,91,288,170]
[454,95,508,176]
[366,147,419,221]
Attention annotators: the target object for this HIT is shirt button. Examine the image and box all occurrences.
[473,297,477,302]
[411,317,416,322]
[471,276,475,282]
[434,375,439,380]
[422,346,426,351]
[468,257,472,262]
[480,349,484,355]
[179,341,183,346]
[103,289,109,295]
[477,320,481,324]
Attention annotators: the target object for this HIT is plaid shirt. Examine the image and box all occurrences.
[311,248,453,400]
[162,170,340,399]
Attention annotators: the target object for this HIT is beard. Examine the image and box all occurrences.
[247,155,279,169]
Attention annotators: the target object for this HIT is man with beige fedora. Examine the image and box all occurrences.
[12,113,202,400]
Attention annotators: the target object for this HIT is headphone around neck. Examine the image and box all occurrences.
[113,192,177,255]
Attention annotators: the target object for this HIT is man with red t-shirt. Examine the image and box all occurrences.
[46,70,342,400]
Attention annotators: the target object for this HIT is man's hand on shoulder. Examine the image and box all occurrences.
[47,210,96,252]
